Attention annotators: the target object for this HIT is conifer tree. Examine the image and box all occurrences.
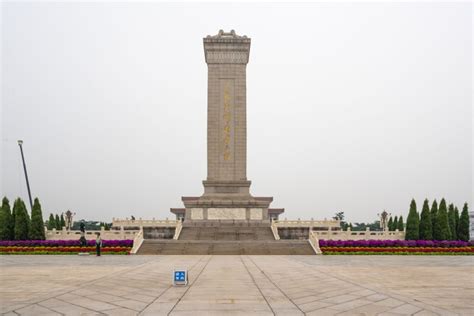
[30,198,46,240]
[405,199,419,240]
[388,216,393,231]
[22,200,31,236]
[13,198,30,240]
[397,215,404,231]
[458,203,470,241]
[11,200,16,239]
[454,206,460,237]
[430,200,438,234]
[434,198,450,241]
[60,214,66,229]
[47,213,56,230]
[0,204,4,239]
[419,199,432,240]
[55,214,61,230]
[393,216,398,232]
[448,204,457,240]
[0,197,13,240]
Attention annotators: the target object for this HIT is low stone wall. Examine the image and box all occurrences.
[277,227,310,240]
[111,218,179,230]
[46,228,139,240]
[274,219,341,230]
[274,219,405,241]
[314,229,405,241]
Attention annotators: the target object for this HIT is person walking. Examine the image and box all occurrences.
[95,233,102,256]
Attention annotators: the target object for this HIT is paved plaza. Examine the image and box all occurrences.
[0,255,473,315]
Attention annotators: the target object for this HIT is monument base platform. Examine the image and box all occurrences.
[172,196,280,220]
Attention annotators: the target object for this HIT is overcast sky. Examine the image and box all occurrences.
[1,2,472,223]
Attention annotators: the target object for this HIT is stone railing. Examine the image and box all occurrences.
[270,219,280,240]
[313,228,405,241]
[45,227,139,240]
[173,221,183,240]
[112,218,179,229]
[308,231,322,254]
[130,228,144,254]
[274,219,341,228]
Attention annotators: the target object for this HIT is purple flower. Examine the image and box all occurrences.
[0,240,133,247]
[317,239,470,248]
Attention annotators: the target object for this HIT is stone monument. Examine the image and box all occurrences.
[171,30,284,221]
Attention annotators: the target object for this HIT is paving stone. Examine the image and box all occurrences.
[305,307,342,315]
[299,300,333,312]
[330,298,373,311]
[366,293,390,302]
[66,297,118,311]
[337,303,393,315]
[320,294,360,304]
[111,299,148,311]
[274,309,304,316]
[122,293,157,303]
[85,293,124,303]
[15,304,61,316]
[103,307,138,315]
[388,303,423,314]
[374,297,406,308]
[45,304,102,316]
[414,310,440,316]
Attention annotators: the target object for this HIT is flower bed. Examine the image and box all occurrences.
[0,240,133,255]
[319,240,474,255]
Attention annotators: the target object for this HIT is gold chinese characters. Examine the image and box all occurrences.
[223,82,232,161]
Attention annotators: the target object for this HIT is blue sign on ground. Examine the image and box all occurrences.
[173,269,188,286]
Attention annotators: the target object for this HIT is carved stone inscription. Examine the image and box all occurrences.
[219,79,234,165]
[208,208,246,220]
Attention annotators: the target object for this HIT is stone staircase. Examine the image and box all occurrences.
[135,220,315,255]
[179,225,274,241]
[136,240,315,255]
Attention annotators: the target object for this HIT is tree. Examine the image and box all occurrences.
[55,214,61,230]
[351,221,380,231]
[405,199,419,240]
[333,212,344,221]
[0,197,13,240]
[419,199,432,240]
[388,217,393,231]
[397,215,404,231]
[454,206,460,237]
[434,198,450,241]
[448,204,457,240]
[47,213,56,230]
[13,198,30,240]
[100,222,111,230]
[458,203,470,241]
[430,200,438,235]
[11,200,16,239]
[30,198,46,240]
[393,216,398,231]
[60,214,66,229]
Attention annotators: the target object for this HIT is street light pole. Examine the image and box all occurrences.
[17,140,33,211]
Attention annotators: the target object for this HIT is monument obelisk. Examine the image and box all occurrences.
[171,30,283,221]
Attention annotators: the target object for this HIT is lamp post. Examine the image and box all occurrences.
[17,140,33,210]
